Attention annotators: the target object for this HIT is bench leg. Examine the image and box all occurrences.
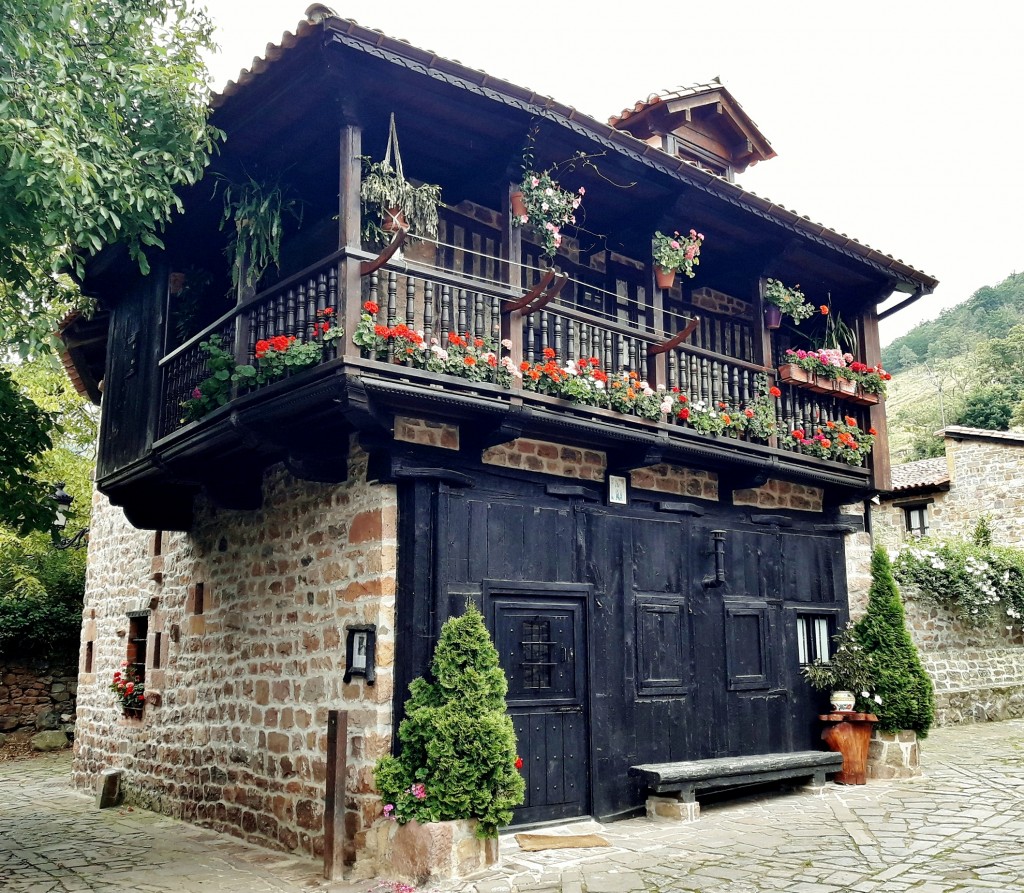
[803,768,829,795]
[646,787,700,823]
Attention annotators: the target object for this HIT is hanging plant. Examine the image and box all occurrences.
[360,113,443,246]
[763,278,815,323]
[217,172,302,292]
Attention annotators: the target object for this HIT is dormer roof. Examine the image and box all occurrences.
[609,81,776,180]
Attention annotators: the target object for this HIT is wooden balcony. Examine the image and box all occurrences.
[131,216,880,530]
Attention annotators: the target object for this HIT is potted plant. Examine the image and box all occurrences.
[652,229,704,289]
[110,660,145,718]
[802,624,878,713]
[512,168,584,258]
[360,114,443,246]
[763,278,815,328]
[217,172,302,293]
[373,603,524,884]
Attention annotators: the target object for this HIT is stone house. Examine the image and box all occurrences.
[873,426,1024,725]
[62,9,937,872]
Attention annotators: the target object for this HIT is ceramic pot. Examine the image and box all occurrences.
[831,690,856,712]
[764,305,783,329]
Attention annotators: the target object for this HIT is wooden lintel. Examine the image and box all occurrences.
[359,226,409,277]
[503,270,557,314]
[648,316,700,356]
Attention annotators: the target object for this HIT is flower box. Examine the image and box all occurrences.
[777,363,811,385]
[369,816,499,884]
[847,388,880,406]
[833,377,858,397]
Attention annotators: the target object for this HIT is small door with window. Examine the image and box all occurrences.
[490,588,589,824]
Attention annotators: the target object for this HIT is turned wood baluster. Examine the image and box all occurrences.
[457,289,468,334]
[491,293,500,342]
[525,314,535,363]
[274,293,285,335]
[474,292,484,341]
[554,316,563,362]
[295,282,308,339]
[540,311,550,358]
[315,272,328,317]
[386,271,398,363]
[667,350,678,390]
[285,288,297,337]
[566,319,576,361]
[327,268,338,316]
[604,328,612,371]
[440,284,452,336]
[423,281,434,344]
[405,275,416,330]
[579,325,590,364]
[731,366,740,406]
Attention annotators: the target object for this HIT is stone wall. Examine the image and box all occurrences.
[733,479,823,512]
[73,441,396,863]
[0,659,77,733]
[901,586,1024,726]
[483,439,606,481]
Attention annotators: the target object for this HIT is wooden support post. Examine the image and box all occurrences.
[502,183,524,385]
[861,307,890,491]
[323,709,349,880]
[649,259,668,389]
[338,124,363,360]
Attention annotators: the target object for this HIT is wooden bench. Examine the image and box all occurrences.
[630,751,844,822]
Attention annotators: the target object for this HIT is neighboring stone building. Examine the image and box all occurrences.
[873,426,1024,725]
[874,426,1024,549]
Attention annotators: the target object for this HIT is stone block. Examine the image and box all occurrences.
[97,769,122,808]
[645,795,700,822]
[31,730,69,752]
[35,710,61,731]
[381,818,497,885]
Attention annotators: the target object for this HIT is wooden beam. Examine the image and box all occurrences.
[339,124,364,361]
[323,709,349,880]
[860,307,891,491]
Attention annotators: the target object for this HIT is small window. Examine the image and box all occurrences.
[905,505,929,539]
[797,615,832,666]
[127,613,149,685]
[85,641,94,674]
[152,631,162,669]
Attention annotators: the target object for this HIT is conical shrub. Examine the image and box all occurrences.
[855,547,935,736]
[374,603,525,837]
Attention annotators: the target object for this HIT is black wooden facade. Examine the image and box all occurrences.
[72,12,938,829]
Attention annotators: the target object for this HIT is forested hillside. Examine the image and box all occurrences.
[883,271,1024,462]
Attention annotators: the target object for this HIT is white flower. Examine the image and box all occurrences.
[874,695,883,705]
[861,690,869,698]
[501,338,512,350]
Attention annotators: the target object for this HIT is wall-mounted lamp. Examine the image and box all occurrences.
[703,529,727,588]
[343,624,376,684]
[50,483,89,550]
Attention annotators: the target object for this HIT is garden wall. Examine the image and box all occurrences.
[0,658,77,733]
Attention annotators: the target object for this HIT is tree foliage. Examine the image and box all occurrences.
[0,366,53,533]
[855,548,934,736]
[956,384,1014,431]
[374,603,525,837]
[0,0,220,354]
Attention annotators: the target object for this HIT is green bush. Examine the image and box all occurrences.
[855,548,934,736]
[374,603,525,837]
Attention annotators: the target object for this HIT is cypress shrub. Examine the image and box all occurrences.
[855,547,935,736]
[374,603,525,837]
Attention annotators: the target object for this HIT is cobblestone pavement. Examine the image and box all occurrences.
[3,720,1024,893]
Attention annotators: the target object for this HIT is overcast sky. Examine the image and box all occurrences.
[201,1,1023,347]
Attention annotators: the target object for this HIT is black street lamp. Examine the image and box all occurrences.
[51,483,89,550]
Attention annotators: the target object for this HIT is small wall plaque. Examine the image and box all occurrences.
[608,475,628,505]
[344,623,376,684]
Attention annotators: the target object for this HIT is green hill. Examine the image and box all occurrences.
[884,272,1024,373]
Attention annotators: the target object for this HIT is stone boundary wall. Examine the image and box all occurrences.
[73,440,396,862]
[0,659,77,733]
[902,587,1024,726]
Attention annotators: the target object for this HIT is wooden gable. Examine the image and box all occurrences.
[611,81,776,181]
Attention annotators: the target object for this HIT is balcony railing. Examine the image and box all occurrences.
[156,242,876,477]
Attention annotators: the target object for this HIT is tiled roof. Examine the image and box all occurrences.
[608,80,767,137]
[888,457,949,493]
[941,425,1024,445]
[210,7,937,292]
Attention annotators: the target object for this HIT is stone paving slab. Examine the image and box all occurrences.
[3,721,1024,892]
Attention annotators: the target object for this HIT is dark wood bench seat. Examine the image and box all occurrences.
[630,750,844,805]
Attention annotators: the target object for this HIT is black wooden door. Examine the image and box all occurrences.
[491,592,589,825]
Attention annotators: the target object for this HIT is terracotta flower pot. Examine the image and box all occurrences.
[764,305,783,330]
[655,266,676,289]
[510,191,528,218]
[382,206,407,232]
